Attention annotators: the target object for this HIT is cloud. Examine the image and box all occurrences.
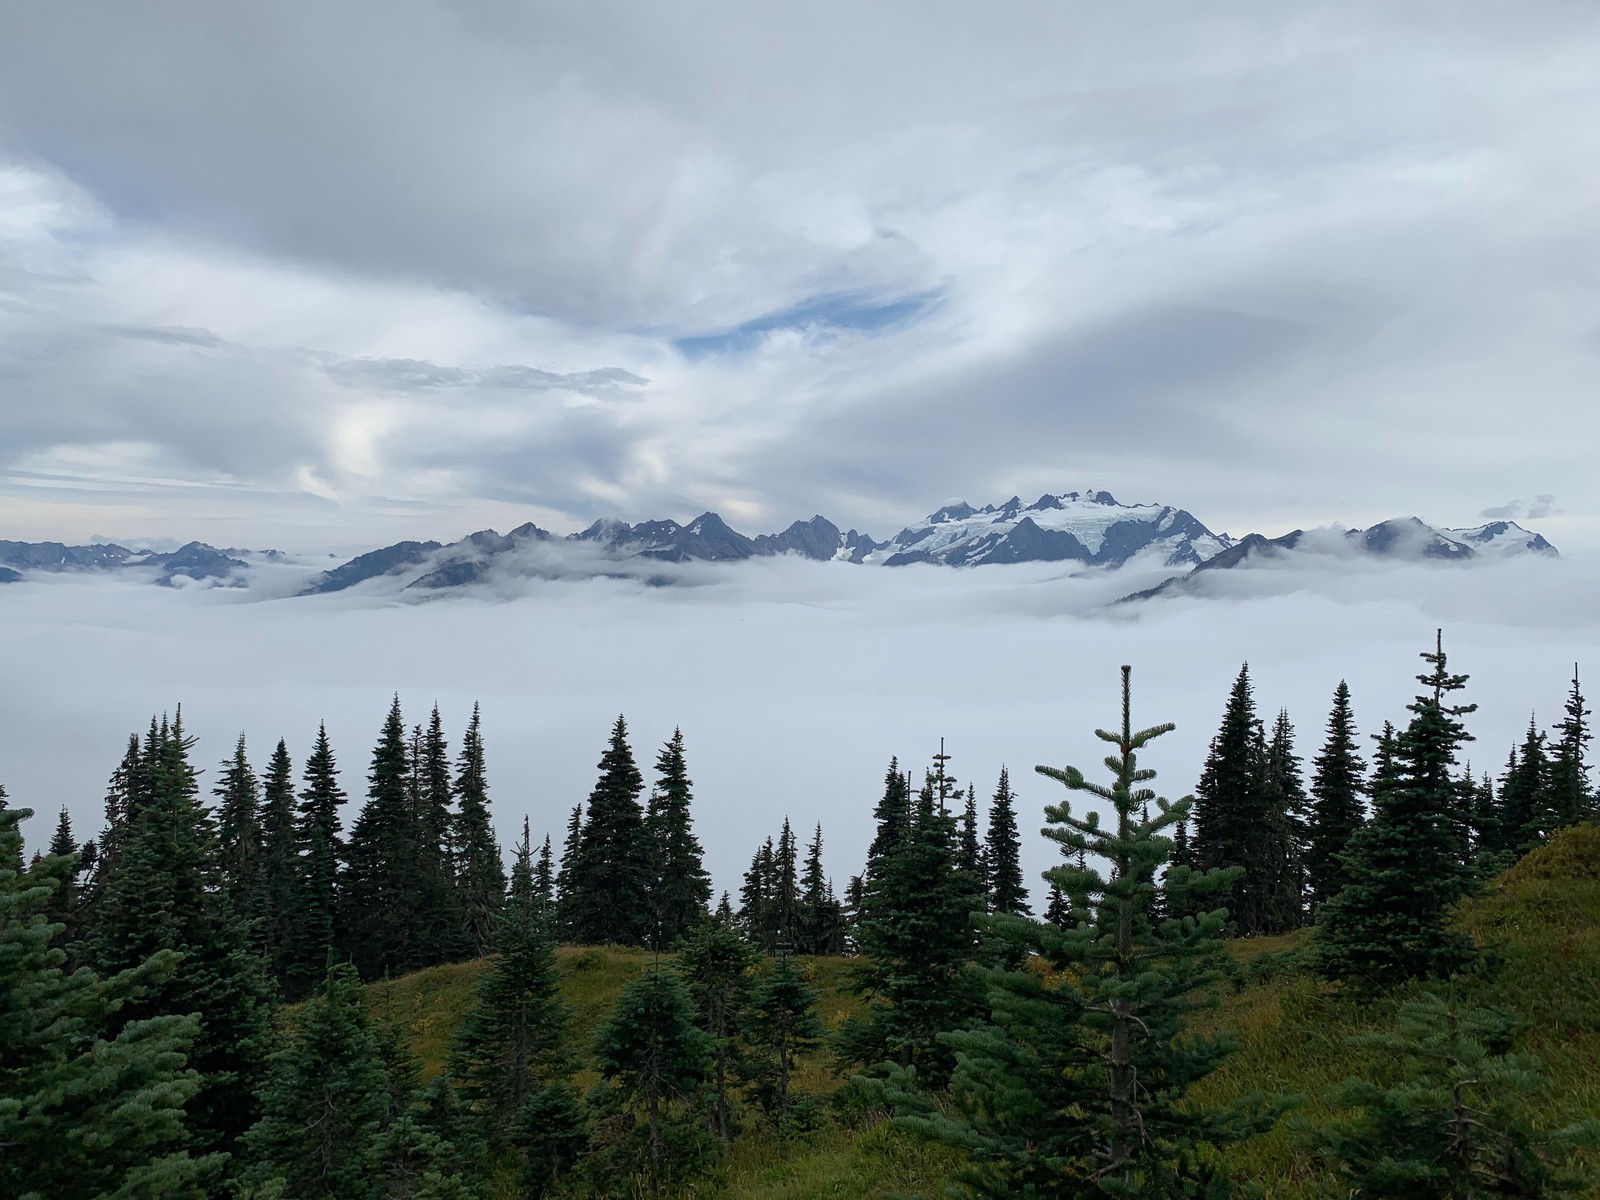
[0,4,1597,551]
[323,357,648,395]
[1481,494,1560,522]
[1,551,1596,902]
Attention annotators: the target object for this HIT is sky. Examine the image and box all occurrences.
[1,2,1597,554]
[2,553,1595,903]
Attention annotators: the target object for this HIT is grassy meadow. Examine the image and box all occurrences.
[364,825,1600,1197]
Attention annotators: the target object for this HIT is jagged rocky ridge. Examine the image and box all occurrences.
[1123,517,1558,603]
[0,539,254,587]
[0,496,1558,595]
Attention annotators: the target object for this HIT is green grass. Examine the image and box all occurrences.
[364,826,1600,1197]
[1195,823,1600,1197]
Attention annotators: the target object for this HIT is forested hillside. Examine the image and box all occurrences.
[4,631,1597,1197]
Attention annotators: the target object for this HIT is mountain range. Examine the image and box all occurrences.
[0,491,1559,598]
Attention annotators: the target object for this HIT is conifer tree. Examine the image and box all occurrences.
[772,818,800,947]
[288,722,347,998]
[1469,769,1500,864]
[452,702,506,956]
[1043,881,1070,929]
[244,963,396,1199]
[677,919,758,1142]
[744,951,826,1137]
[864,757,910,889]
[1498,718,1553,855]
[1,806,226,1199]
[646,728,712,947]
[1193,666,1302,934]
[1548,666,1593,825]
[450,820,578,1183]
[839,752,985,1087]
[257,738,299,990]
[797,822,845,955]
[213,734,263,921]
[739,836,776,949]
[553,803,583,940]
[413,705,468,967]
[898,666,1275,1194]
[567,715,651,945]
[89,714,273,1159]
[533,834,555,914]
[590,967,714,1197]
[43,806,79,939]
[957,784,986,891]
[1305,681,1367,910]
[1193,664,1269,930]
[1316,631,1479,989]
[983,767,1030,916]
[1265,709,1309,925]
[1309,993,1599,1198]
[343,695,423,979]
[87,735,141,902]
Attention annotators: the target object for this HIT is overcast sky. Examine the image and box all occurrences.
[1,2,1597,553]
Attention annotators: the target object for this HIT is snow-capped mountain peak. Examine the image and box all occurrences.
[862,490,1230,568]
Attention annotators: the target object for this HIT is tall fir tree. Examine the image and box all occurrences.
[414,704,469,966]
[1192,664,1300,934]
[567,715,652,946]
[343,695,423,979]
[1,806,227,1199]
[1305,681,1368,910]
[288,722,348,999]
[257,738,300,992]
[590,968,714,1197]
[838,753,986,1087]
[1497,719,1553,856]
[864,757,910,890]
[1548,666,1593,825]
[772,818,800,947]
[452,702,506,956]
[244,963,400,1199]
[739,837,777,949]
[743,951,826,1137]
[43,807,79,940]
[213,734,263,922]
[1316,631,1479,989]
[897,665,1276,1196]
[677,918,757,1142]
[1263,709,1309,929]
[646,728,712,947]
[450,818,576,1179]
[88,714,273,1160]
[983,767,1030,917]
[533,834,556,915]
[797,822,845,955]
[553,802,583,941]
[957,784,987,893]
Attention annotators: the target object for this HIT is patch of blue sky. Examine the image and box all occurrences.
[672,288,942,359]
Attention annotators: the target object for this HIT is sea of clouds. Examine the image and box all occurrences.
[2,551,1595,904]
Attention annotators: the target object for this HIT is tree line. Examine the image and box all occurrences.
[4,629,1597,1197]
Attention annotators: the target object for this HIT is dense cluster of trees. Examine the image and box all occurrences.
[4,630,1596,1196]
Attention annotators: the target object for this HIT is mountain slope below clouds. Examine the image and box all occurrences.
[1122,517,1558,603]
[0,496,1560,599]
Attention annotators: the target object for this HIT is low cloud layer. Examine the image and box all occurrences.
[0,4,1596,551]
[1,553,1594,902]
